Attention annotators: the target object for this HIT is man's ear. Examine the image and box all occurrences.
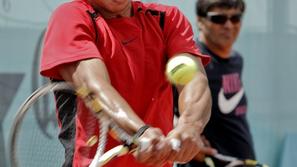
[196,16,204,31]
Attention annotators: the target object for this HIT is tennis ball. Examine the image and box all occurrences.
[165,55,198,85]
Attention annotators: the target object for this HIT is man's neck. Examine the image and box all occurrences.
[199,36,232,59]
[97,3,133,19]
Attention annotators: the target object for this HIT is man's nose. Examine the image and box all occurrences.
[223,19,233,28]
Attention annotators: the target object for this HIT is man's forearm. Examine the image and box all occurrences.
[59,59,145,134]
[177,60,212,133]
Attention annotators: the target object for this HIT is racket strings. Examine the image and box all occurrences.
[109,123,134,146]
[98,115,110,157]
[11,83,58,166]
[89,114,110,167]
[10,83,70,167]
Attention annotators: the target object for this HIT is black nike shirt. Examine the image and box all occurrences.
[198,41,255,160]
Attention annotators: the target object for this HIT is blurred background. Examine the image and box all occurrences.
[1,0,296,166]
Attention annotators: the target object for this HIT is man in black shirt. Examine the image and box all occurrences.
[178,0,255,166]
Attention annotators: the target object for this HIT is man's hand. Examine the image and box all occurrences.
[133,127,173,166]
[165,123,204,164]
[193,136,217,162]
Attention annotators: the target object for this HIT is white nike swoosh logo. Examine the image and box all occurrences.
[218,88,244,114]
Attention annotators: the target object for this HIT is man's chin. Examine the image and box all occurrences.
[220,39,235,47]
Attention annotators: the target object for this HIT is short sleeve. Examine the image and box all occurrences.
[40,2,101,79]
[163,7,210,66]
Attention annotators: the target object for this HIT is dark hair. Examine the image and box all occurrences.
[196,0,246,17]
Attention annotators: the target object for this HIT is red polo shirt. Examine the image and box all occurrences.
[40,0,209,166]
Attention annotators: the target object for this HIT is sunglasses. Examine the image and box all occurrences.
[206,12,243,25]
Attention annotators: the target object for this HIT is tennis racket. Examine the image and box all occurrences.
[10,81,180,167]
[204,153,269,167]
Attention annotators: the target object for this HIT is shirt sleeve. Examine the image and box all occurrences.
[163,6,210,66]
[40,3,101,79]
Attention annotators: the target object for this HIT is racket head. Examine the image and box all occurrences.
[205,153,269,167]
[9,82,74,167]
[10,82,151,167]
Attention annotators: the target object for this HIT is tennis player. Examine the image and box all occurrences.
[40,0,211,166]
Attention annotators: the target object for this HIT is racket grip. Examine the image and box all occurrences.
[138,138,181,151]
[138,138,151,152]
[170,138,181,151]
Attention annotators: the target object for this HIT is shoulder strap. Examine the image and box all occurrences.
[80,0,99,43]
[159,11,165,30]
[135,2,166,30]
[86,10,99,43]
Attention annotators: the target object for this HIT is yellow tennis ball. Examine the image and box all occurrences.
[166,55,198,85]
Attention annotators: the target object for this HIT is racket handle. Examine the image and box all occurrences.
[90,140,151,167]
[170,138,181,151]
[138,138,181,151]
[138,138,151,152]
[90,145,129,167]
